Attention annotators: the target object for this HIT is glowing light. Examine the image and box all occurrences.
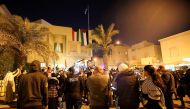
[40,63,46,68]
[59,64,65,68]
[93,57,97,61]
[183,58,190,62]
[116,40,120,45]
[179,64,190,66]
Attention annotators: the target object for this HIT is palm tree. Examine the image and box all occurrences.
[91,23,119,70]
[0,14,57,72]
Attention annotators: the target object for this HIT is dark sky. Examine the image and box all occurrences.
[0,0,190,45]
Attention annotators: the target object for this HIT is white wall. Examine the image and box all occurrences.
[128,41,162,66]
[159,30,190,64]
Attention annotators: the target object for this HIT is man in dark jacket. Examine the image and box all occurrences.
[64,67,83,109]
[18,60,48,109]
[158,65,175,109]
[184,69,190,97]
[87,67,109,109]
[115,63,140,109]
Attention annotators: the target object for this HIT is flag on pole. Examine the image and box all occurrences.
[80,29,89,46]
[72,28,89,46]
[72,29,78,41]
[77,29,80,41]
[72,29,75,41]
[81,30,84,46]
[74,31,77,42]
[79,29,81,42]
[86,30,89,45]
[83,32,87,46]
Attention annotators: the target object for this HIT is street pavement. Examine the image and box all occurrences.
[0,96,189,109]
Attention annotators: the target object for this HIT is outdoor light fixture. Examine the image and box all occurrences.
[116,40,120,45]
[93,57,97,61]
[183,58,190,62]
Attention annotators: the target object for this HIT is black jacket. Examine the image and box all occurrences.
[116,70,140,107]
[161,71,175,94]
[64,74,83,100]
[18,72,48,107]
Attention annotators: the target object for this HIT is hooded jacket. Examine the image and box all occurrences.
[18,72,48,107]
[64,74,83,100]
[87,74,109,106]
[115,70,140,107]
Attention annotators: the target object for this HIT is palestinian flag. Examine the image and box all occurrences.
[72,28,89,46]
[80,29,88,46]
[72,29,77,41]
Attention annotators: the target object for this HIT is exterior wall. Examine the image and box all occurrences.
[27,23,92,68]
[128,41,162,66]
[108,45,129,68]
[91,45,129,69]
[159,30,190,64]
[0,3,93,68]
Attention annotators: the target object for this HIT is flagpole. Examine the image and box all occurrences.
[87,4,92,57]
[87,4,90,31]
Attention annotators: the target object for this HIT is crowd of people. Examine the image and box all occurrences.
[2,60,190,109]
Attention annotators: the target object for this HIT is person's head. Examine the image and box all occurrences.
[157,65,166,72]
[93,66,103,75]
[68,67,75,75]
[118,63,129,72]
[30,60,41,72]
[185,69,190,77]
[144,65,165,90]
[47,67,51,71]
[51,73,56,77]
[79,70,84,75]
[41,68,45,72]
[144,65,155,77]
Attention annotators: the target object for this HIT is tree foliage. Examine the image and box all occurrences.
[91,23,119,49]
[91,23,119,69]
[0,14,58,74]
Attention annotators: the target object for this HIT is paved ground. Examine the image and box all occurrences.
[0,96,189,109]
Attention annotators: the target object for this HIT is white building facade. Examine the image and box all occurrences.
[159,30,190,65]
[27,21,92,68]
[128,41,162,66]
[108,44,129,68]
[0,5,92,69]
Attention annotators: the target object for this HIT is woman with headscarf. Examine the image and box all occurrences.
[142,65,166,109]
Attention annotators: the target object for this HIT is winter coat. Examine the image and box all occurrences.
[161,71,175,94]
[87,74,109,106]
[64,74,83,100]
[115,70,140,108]
[18,72,48,107]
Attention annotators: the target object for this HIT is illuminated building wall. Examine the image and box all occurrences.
[159,30,190,65]
[128,41,162,66]
[27,21,92,68]
[0,5,92,68]
[108,44,129,68]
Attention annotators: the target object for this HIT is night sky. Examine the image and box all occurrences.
[0,0,190,45]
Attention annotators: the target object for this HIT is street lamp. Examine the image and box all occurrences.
[116,40,121,45]
[93,57,97,66]
[93,57,97,62]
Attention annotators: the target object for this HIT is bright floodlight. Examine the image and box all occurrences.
[183,58,190,62]
[116,40,120,45]
[93,57,97,61]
